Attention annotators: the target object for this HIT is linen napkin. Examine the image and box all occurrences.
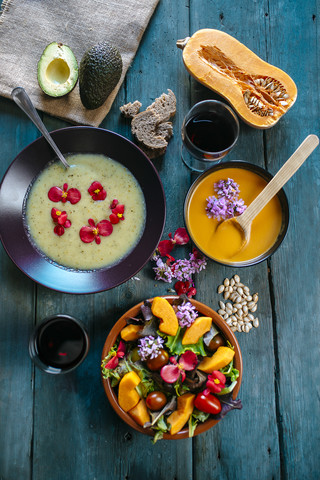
[0,0,159,126]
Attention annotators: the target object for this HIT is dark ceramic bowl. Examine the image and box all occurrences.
[184,161,289,267]
[101,296,243,440]
[0,127,166,293]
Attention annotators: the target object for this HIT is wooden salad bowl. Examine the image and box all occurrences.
[101,296,243,440]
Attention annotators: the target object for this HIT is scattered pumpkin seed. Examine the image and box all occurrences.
[216,274,259,333]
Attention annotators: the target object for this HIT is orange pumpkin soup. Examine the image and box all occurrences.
[185,167,283,263]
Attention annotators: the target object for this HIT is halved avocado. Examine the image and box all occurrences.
[37,42,78,97]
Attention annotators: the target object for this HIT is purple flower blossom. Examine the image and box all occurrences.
[138,335,164,361]
[171,251,207,282]
[214,178,240,200]
[153,256,174,283]
[206,178,247,220]
[176,302,199,328]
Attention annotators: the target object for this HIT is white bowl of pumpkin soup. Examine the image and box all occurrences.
[184,161,289,267]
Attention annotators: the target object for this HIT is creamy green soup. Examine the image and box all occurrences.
[26,153,146,270]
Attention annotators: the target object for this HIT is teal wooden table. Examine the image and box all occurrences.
[1,1,319,479]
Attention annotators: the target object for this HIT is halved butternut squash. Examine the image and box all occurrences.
[198,346,235,373]
[177,29,297,129]
[167,393,195,435]
[182,316,212,345]
[151,297,179,336]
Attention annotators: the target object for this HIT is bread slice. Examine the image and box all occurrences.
[120,100,142,118]
[121,89,176,159]
[146,89,176,122]
[131,110,168,150]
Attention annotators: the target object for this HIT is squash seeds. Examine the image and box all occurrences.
[217,275,259,333]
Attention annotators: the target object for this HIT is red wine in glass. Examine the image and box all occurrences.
[186,112,236,152]
[29,315,89,374]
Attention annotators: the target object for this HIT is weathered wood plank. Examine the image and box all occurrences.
[31,2,193,480]
[0,97,38,480]
[188,2,282,479]
[265,1,320,478]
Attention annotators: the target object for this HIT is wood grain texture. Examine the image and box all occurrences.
[0,97,38,480]
[0,0,319,479]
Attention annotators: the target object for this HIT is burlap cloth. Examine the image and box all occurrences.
[0,0,159,126]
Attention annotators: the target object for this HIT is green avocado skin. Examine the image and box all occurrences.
[79,42,123,110]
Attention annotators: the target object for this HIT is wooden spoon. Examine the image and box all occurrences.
[218,134,319,255]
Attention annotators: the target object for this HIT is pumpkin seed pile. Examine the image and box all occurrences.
[217,275,259,333]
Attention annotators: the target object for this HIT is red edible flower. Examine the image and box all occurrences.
[104,340,126,369]
[80,218,113,244]
[158,227,190,257]
[48,183,81,204]
[51,208,71,236]
[88,181,107,201]
[174,280,197,298]
[205,370,226,394]
[160,351,198,383]
[109,199,125,224]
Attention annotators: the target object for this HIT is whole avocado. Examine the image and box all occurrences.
[79,42,123,110]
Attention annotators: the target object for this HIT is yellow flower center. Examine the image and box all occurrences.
[56,210,62,216]
[117,213,123,218]
[214,378,220,384]
[93,228,99,235]
[62,191,68,198]
[94,189,100,194]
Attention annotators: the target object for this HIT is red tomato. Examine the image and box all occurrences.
[146,391,167,411]
[194,392,222,415]
[146,349,169,371]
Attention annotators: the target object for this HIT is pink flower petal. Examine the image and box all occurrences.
[67,188,81,204]
[173,227,190,245]
[88,181,107,201]
[158,239,174,256]
[88,218,96,227]
[117,340,126,357]
[64,219,71,228]
[80,226,95,243]
[54,225,65,236]
[109,213,119,224]
[110,199,118,209]
[48,186,63,202]
[94,235,101,245]
[97,220,113,236]
[57,211,68,225]
[179,351,198,371]
[105,355,119,369]
[160,364,180,383]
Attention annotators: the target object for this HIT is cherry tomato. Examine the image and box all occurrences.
[194,392,222,415]
[130,347,141,363]
[208,334,226,352]
[146,391,167,411]
[146,349,169,371]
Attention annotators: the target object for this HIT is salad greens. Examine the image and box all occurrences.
[101,296,242,442]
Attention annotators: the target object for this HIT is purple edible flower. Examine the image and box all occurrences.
[176,302,199,328]
[171,251,207,282]
[153,256,174,283]
[138,335,164,361]
[214,178,240,200]
[206,178,247,221]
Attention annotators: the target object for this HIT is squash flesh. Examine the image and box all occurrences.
[179,29,297,129]
[198,346,235,373]
[118,371,141,412]
[182,316,212,345]
[151,297,179,336]
[120,324,143,342]
[128,399,150,427]
[167,393,195,435]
